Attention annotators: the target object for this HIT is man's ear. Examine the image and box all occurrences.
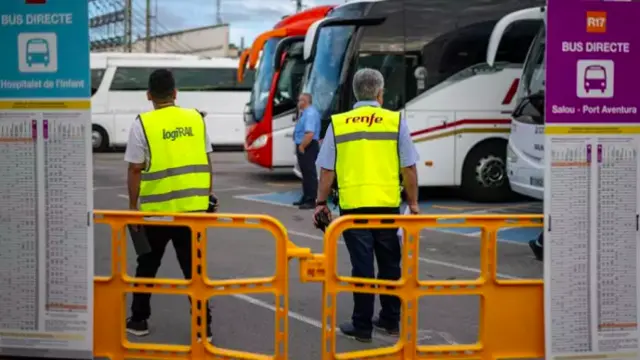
[146,91,152,101]
[172,89,177,100]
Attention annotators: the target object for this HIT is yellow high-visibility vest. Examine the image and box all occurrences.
[138,106,210,212]
[332,105,401,210]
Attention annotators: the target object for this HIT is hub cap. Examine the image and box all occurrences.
[92,130,102,149]
[475,155,505,188]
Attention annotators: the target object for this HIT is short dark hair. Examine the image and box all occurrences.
[148,69,175,99]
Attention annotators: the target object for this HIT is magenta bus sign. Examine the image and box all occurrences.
[546,0,640,123]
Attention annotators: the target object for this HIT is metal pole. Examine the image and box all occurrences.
[124,0,132,52]
[216,0,222,24]
[145,0,151,52]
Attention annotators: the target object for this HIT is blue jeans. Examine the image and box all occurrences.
[343,225,402,330]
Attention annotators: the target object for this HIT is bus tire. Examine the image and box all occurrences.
[460,139,514,203]
[92,125,109,152]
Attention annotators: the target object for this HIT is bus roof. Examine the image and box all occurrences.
[237,5,335,81]
[90,52,207,61]
[91,56,240,69]
[274,5,334,28]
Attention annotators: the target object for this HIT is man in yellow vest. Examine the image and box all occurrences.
[313,68,420,342]
[123,69,214,342]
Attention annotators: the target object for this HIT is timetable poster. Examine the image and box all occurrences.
[0,0,94,359]
[544,0,640,359]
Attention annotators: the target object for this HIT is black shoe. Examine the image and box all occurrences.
[373,317,399,336]
[298,202,315,210]
[126,317,149,336]
[529,240,543,261]
[338,322,372,343]
[293,198,304,206]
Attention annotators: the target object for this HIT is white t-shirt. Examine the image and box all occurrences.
[124,116,214,166]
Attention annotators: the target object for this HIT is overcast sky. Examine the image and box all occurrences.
[158,0,339,46]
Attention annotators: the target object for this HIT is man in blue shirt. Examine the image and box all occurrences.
[314,68,420,342]
[293,93,321,209]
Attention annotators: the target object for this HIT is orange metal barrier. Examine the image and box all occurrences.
[92,211,544,359]
[302,214,545,360]
[93,210,291,360]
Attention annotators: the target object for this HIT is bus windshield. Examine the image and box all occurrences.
[586,68,605,79]
[521,25,545,97]
[304,25,355,118]
[273,49,306,112]
[249,37,281,122]
[28,42,48,53]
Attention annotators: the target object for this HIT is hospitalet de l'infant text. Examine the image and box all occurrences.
[0,79,85,90]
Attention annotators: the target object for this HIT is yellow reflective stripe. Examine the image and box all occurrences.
[142,164,210,181]
[334,131,398,144]
[139,187,209,204]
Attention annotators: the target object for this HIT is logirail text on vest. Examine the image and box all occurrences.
[162,127,194,141]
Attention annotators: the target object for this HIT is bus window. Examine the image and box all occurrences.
[109,67,149,90]
[109,67,254,91]
[354,53,407,110]
[239,69,255,90]
[425,21,496,90]
[421,19,541,92]
[494,19,543,64]
[91,68,106,96]
[273,56,306,115]
[172,68,235,91]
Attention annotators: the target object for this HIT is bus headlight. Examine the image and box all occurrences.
[249,134,268,149]
[506,146,518,163]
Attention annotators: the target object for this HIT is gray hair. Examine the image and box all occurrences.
[352,68,384,101]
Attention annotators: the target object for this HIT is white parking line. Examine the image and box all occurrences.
[234,195,537,246]
[429,228,528,247]
[234,193,298,209]
[232,293,416,343]
[107,195,460,344]
[215,186,266,192]
[94,185,126,191]
[116,187,263,200]
[287,230,518,279]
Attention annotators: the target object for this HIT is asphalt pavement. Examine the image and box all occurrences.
[92,152,543,359]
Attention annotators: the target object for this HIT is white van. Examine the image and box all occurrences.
[90,54,254,151]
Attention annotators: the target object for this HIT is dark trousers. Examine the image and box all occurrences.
[296,140,319,202]
[131,225,212,326]
[341,207,402,331]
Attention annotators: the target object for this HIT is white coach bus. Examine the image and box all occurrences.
[296,0,543,202]
[90,53,254,151]
[486,7,546,200]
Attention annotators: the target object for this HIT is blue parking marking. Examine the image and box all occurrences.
[235,190,543,244]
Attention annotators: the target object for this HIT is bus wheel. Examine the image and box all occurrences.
[92,125,109,152]
[461,140,513,202]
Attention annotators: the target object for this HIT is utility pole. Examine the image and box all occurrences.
[145,0,151,52]
[216,0,222,24]
[124,0,132,52]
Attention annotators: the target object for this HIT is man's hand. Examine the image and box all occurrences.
[207,193,219,213]
[409,203,420,214]
[298,144,305,154]
[313,204,332,228]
